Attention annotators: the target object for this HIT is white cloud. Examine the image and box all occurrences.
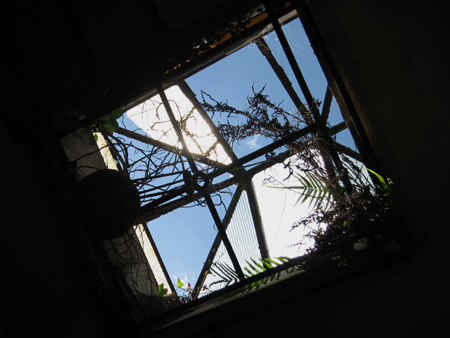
[252,161,318,258]
[245,135,260,150]
[127,85,232,165]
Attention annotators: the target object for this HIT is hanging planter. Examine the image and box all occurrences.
[73,169,140,239]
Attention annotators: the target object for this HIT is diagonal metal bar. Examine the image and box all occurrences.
[265,2,317,115]
[329,121,347,136]
[140,81,318,219]
[139,142,307,224]
[157,84,198,172]
[193,179,269,297]
[139,124,316,222]
[181,80,269,287]
[193,184,246,296]
[178,81,241,165]
[265,4,353,193]
[321,86,333,122]
[115,127,227,170]
[139,185,188,215]
[156,84,245,281]
[254,9,338,185]
[328,121,364,162]
[332,141,363,162]
[208,123,317,179]
[201,192,245,281]
[295,1,381,173]
[244,179,269,259]
[255,37,312,123]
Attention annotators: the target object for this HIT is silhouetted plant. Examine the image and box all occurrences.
[201,87,405,269]
[208,257,295,293]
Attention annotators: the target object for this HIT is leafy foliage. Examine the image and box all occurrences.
[158,283,168,297]
[291,167,405,269]
[91,109,124,138]
[175,278,206,301]
[367,168,395,209]
[201,87,408,268]
[271,171,337,210]
[208,257,295,293]
[201,87,308,146]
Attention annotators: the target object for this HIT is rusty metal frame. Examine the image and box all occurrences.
[118,2,375,307]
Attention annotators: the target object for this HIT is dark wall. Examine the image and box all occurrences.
[306,0,450,242]
[154,1,450,336]
[229,1,450,336]
[2,1,449,337]
[145,2,450,337]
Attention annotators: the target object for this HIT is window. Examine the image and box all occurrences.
[65,4,381,325]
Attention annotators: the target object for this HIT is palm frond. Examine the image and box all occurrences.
[208,257,295,293]
[209,261,239,287]
[273,172,335,210]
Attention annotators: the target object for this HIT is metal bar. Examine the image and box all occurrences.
[139,103,317,221]
[266,6,354,193]
[209,123,317,179]
[202,192,245,280]
[115,127,227,169]
[254,37,311,122]
[262,4,342,187]
[295,1,382,173]
[329,121,348,135]
[157,84,198,172]
[139,179,184,194]
[139,185,188,215]
[138,253,310,329]
[265,2,317,114]
[193,184,246,296]
[131,170,184,182]
[332,141,363,163]
[245,179,269,259]
[138,144,304,224]
[181,80,269,285]
[157,84,245,281]
[178,81,241,165]
[321,86,333,122]
[137,220,176,293]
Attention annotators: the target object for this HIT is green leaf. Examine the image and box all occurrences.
[279,172,334,210]
[262,259,273,269]
[367,168,388,188]
[246,260,261,275]
[276,256,291,264]
[250,258,266,271]
[103,123,115,134]
[244,267,254,276]
[158,283,168,296]
[109,109,124,120]
[108,118,120,131]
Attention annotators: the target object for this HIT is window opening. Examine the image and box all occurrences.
[63,4,395,326]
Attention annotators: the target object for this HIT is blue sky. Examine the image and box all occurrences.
[123,18,356,291]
